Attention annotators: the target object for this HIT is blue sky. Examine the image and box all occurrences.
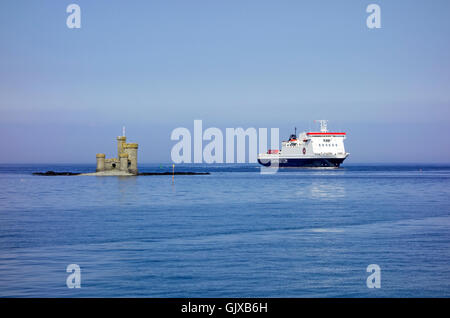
[0,0,449,163]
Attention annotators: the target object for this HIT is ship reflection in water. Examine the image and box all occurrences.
[308,182,346,200]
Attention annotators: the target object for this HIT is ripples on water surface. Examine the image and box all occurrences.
[0,164,449,297]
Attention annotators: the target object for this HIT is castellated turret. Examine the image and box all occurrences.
[96,153,105,172]
[123,143,138,174]
[119,153,129,171]
[95,129,139,175]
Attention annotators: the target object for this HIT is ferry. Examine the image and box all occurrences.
[257,120,349,168]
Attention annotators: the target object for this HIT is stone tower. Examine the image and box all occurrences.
[96,153,105,172]
[95,129,139,175]
[123,143,138,174]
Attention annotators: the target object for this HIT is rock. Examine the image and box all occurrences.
[32,171,81,176]
[32,170,210,176]
[138,172,210,176]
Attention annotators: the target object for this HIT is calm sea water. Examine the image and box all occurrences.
[0,163,449,297]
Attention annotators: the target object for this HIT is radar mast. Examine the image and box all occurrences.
[315,120,328,132]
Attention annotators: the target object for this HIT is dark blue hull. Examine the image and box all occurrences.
[257,157,346,168]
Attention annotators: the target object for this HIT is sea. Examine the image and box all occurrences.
[0,163,449,297]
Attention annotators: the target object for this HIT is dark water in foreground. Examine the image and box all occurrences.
[0,164,449,297]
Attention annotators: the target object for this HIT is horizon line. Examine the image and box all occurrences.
[1,162,450,166]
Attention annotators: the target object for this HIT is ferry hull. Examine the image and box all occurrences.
[257,157,346,168]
